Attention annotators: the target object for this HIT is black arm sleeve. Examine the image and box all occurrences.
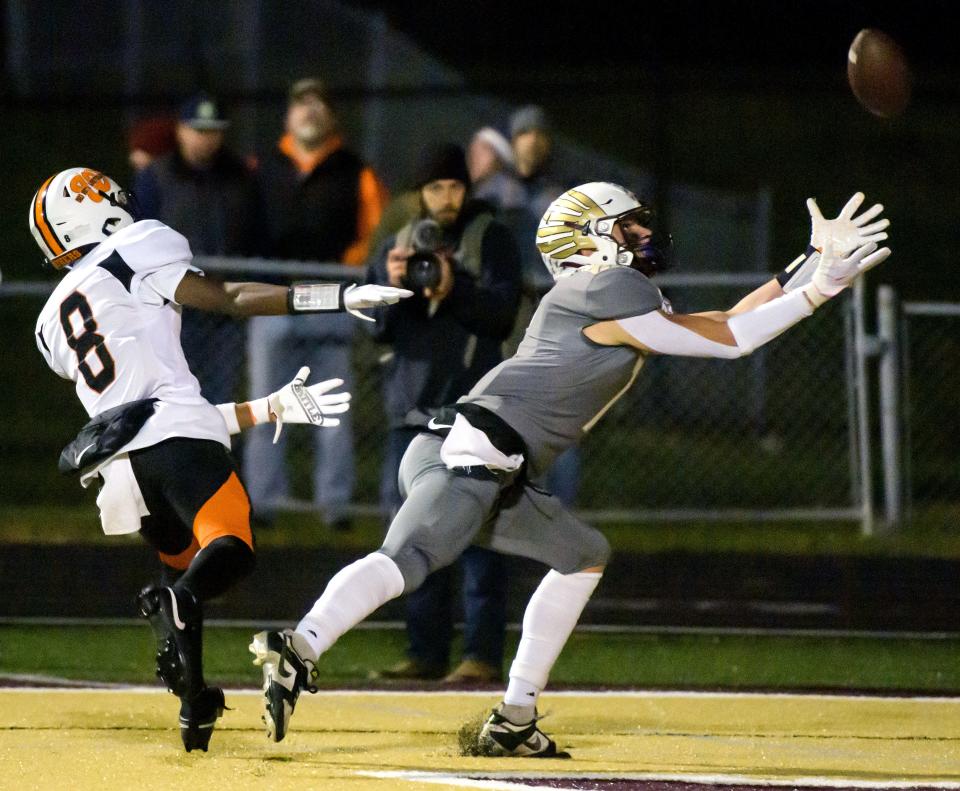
[446,221,522,340]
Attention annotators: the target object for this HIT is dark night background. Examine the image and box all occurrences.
[2,0,958,298]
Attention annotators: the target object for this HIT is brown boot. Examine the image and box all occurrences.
[442,659,501,684]
[375,658,446,680]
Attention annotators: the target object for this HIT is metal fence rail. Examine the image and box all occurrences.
[896,299,960,529]
[1,261,870,529]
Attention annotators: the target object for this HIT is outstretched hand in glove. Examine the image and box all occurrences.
[267,366,351,443]
[343,283,413,321]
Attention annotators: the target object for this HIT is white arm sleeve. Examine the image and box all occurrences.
[617,311,743,358]
[726,288,813,353]
[616,288,814,359]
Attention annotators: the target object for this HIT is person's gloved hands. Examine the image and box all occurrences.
[802,239,892,308]
[779,192,890,293]
[808,191,890,255]
[343,283,413,321]
[268,366,351,443]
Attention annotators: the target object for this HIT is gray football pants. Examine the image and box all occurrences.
[380,432,611,593]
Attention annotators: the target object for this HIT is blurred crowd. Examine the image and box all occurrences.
[126,77,585,683]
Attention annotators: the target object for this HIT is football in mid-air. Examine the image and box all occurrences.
[847,28,912,118]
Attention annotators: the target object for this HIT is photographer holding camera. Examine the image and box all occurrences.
[366,142,521,682]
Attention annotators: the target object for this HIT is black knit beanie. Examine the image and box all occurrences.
[413,143,471,189]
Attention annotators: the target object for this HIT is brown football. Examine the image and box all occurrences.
[847,28,912,118]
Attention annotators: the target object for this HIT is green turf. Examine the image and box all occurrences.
[4,504,960,559]
[1,624,957,693]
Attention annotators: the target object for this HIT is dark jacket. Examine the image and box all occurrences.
[256,136,385,264]
[366,200,522,428]
[134,148,259,257]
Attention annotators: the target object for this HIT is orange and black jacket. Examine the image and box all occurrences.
[256,133,387,265]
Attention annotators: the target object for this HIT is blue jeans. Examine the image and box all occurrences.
[180,308,246,405]
[243,314,355,523]
[406,546,506,670]
[546,446,581,507]
[383,426,507,670]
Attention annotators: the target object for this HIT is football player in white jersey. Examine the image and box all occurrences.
[30,167,410,752]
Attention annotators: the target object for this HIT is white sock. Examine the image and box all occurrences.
[503,569,602,708]
[295,552,404,662]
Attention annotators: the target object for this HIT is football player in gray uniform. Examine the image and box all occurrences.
[251,183,890,755]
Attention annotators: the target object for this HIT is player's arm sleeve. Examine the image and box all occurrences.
[617,288,814,358]
[447,222,522,340]
[617,311,743,358]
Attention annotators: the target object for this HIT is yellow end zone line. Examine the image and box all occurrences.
[359,770,960,789]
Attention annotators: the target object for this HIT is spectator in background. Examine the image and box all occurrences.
[127,115,177,173]
[367,143,521,682]
[468,125,521,207]
[368,124,517,267]
[244,77,389,531]
[134,94,259,404]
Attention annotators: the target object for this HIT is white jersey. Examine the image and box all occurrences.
[35,220,229,456]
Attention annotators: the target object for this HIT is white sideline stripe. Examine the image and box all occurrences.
[2,616,959,640]
[1,680,958,703]
[358,769,960,789]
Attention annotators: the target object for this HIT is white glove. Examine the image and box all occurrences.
[342,283,413,321]
[780,192,890,293]
[808,192,889,255]
[802,240,892,308]
[268,366,351,443]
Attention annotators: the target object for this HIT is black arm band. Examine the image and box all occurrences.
[776,246,818,288]
[287,282,347,313]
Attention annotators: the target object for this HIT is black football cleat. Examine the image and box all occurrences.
[179,686,226,752]
[137,585,204,699]
[477,704,570,758]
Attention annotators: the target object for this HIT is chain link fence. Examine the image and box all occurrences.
[0,265,869,526]
[900,302,960,528]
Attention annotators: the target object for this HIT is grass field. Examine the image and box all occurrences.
[5,504,960,558]
[2,624,959,693]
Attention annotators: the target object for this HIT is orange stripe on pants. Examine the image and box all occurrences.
[159,536,201,570]
[193,471,253,550]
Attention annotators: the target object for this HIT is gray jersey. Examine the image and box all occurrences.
[461,265,663,478]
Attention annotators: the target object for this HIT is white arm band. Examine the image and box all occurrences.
[216,402,242,435]
[617,311,743,359]
[616,288,814,360]
[726,288,813,353]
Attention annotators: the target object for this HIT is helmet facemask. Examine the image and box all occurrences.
[594,205,672,277]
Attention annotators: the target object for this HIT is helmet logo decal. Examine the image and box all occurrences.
[536,188,608,261]
[69,169,111,204]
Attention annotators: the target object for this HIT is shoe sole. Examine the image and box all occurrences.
[138,589,189,697]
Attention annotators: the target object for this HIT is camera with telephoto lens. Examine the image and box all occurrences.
[402,219,444,291]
